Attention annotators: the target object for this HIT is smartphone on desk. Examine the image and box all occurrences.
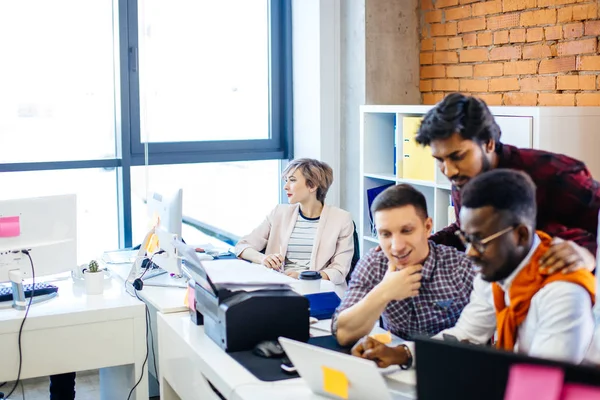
[280,355,297,375]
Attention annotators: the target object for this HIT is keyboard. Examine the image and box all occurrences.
[0,282,59,303]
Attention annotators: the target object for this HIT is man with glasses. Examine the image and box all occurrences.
[352,170,595,367]
[416,93,599,273]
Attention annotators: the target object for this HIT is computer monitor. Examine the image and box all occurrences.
[0,194,77,308]
[145,189,183,276]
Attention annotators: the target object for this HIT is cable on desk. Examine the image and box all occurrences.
[2,251,35,400]
[134,290,158,392]
[126,290,150,400]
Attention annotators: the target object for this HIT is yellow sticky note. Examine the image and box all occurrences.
[370,331,392,344]
[183,287,190,308]
[148,212,161,230]
[145,233,159,254]
[322,366,349,399]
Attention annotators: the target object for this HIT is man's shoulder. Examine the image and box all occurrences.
[362,247,388,264]
[431,241,469,262]
[503,145,588,177]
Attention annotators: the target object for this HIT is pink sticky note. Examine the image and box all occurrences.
[188,286,196,312]
[561,384,600,400]
[504,364,564,400]
[0,216,20,237]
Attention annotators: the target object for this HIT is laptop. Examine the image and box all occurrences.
[414,336,600,400]
[279,337,414,400]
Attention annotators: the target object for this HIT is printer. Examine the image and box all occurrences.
[182,261,310,353]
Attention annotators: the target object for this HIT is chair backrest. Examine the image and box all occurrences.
[346,221,360,284]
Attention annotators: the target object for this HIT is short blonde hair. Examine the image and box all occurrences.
[282,158,333,204]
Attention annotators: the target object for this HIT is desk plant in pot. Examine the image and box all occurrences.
[84,260,104,295]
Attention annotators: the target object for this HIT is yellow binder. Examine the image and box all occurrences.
[402,117,435,182]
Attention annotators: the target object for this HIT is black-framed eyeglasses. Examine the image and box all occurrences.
[455,225,517,254]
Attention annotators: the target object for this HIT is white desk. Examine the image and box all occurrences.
[157,313,416,400]
[0,276,148,400]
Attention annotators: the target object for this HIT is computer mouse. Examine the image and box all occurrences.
[253,340,285,358]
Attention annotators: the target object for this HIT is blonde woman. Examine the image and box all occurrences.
[235,158,354,285]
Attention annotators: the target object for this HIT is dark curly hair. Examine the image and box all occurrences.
[415,93,502,147]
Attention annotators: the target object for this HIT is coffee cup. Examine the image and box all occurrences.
[298,270,322,294]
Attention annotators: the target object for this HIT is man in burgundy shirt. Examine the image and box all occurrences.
[416,93,600,271]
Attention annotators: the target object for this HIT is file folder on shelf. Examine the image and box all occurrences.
[402,117,435,182]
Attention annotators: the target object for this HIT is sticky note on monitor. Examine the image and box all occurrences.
[561,383,600,400]
[322,366,349,399]
[370,331,392,344]
[0,216,20,238]
[504,364,563,400]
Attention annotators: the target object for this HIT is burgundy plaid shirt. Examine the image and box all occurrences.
[333,242,475,340]
[431,143,600,254]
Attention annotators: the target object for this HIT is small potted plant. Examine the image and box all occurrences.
[84,259,104,295]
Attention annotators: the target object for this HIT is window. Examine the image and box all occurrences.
[0,0,292,252]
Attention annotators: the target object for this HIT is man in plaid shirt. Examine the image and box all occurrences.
[418,93,599,270]
[334,184,476,346]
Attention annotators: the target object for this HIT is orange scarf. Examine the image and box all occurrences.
[492,231,596,351]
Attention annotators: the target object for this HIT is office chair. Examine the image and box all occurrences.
[346,221,360,284]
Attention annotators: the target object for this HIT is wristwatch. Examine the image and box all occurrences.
[399,344,413,370]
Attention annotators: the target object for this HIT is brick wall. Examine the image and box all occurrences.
[419,0,600,106]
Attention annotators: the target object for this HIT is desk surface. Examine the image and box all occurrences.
[108,262,342,314]
[158,313,416,400]
[0,274,144,333]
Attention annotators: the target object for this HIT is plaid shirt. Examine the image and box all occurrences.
[333,242,475,340]
[431,143,600,254]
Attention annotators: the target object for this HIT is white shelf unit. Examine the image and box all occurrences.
[359,105,600,256]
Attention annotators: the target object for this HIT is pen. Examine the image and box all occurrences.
[279,245,284,272]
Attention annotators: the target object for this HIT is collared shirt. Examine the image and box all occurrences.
[332,242,475,340]
[430,143,600,253]
[428,234,595,364]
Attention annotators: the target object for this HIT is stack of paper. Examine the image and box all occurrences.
[200,259,296,289]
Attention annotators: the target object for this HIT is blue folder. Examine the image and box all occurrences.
[304,291,341,320]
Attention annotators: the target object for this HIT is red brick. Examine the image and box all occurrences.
[487,13,520,30]
[477,94,503,105]
[503,60,538,75]
[433,79,460,91]
[577,55,600,71]
[526,28,544,43]
[494,30,509,44]
[436,0,459,8]
[558,4,598,23]
[460,48,489,62]
[422,38,434,51]
[423,93,445,105]
[584,21,600,36]
[523,44,552,59]
[436,38,449,50]
[446,65,474,77]
[426,10,443,23]
[478,32,493,46]
[557,75,596,90]
[422,0,434,10]
[520,76,556,91]
[458,17,486,33]
[448,37,463,49]
[489,46,522,60]
[420,80,433,92]
[503,92,537,106]
[445,6,471,20]
[431,23,458,36]
[420,53,434,64]
[564,22,584,39]
[557,39,597,56]
[421,65,446,78]
[463,33,477,47]
[509,29,526,43]
[474,62,504,76]
[473,1,502,16]
[434,51,459,64]
[538,93,575,106]
[539,56,577,74]
[576,93,600,106]
[538,0,577,6]
[520,9,557,27]
[502,0,535,12]
[459,79,489,92]
[545,26,563,40]
[489,77,520,91]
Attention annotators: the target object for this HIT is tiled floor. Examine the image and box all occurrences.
[1,370,160,400]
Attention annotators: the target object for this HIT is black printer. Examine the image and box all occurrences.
[182,262,310,353]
